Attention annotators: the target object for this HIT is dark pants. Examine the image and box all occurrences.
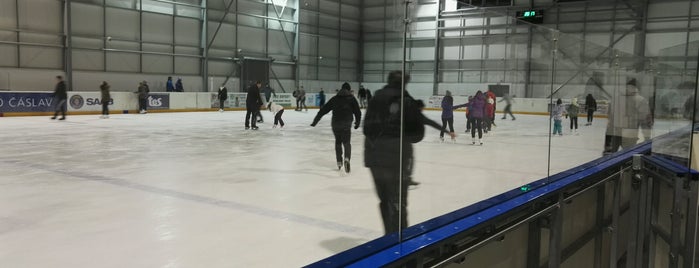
[102,101,109,115]
[484,117,492,131]
[440,117,454,138]
[570,117,578,129]
[53,99,66,118]
[502,104,515,119]
[370,166,410,235]
[245,108,259,128]
[257,112,264,122]
[333,129,351,163]
[587,109,595,123]
[466,115,472,130]
[219,99,225,109]
[471,118,483,138]
[139,98,148,111]
[274,110,285,126]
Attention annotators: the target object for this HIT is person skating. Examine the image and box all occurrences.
[585,94,597,126]
[499,94,516,120]
[51,76,67,120]
[458,91,485,145]
[100,81,110,119]
[298,87,307,111]
[217,85,228,112]
[268,101,285,128]
[136,81,150,114]
[440,90,457,142]
[486,88,497,127]
[552,98,565,136]
[245,81,263,130]
[363,71,455,235]
[261,83,276,104]
[358,85,367,108]
[567,97,580,135]
[311,82,361,172]
[318,89,326,109]
[484,97,495,133]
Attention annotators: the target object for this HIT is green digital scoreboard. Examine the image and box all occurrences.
[516,10,544,24]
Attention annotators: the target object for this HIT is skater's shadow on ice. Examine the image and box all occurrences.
[326,185,372,194]
[235,167,328,178]
[319,237,369,254]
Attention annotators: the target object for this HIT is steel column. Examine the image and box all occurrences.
[64,0,73,91]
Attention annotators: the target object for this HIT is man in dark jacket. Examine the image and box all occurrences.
[136,81,150,114]
[245,81,263,130]
[364,71,454,235]
[217,85,228,112]
[51,76,67,120]
[311,82,362,172]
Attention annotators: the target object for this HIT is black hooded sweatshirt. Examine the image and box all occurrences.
[246,84,263,109]
[312,86,361,130]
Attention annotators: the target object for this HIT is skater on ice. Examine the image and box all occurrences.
[217,85,228,112]
[268,101,285,129]
[51,76,67,120]
[310,82,362,172]
[567,97,580,135]
[551,98,565,136]
[245,81,263,130]
[100,81,111,119]
[440,90,457,142]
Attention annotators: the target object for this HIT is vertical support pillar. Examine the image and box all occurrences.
[432,0,442,95]
[292,0,300,88]
[548,200,563,268]
[683,178,699,268]
[357,0,364,83]
[669,176,684,268]
[338,0,342,81]
[609,172,622,268]
[526,219,542,268]
[15,0,20,68]
[139,0,143,73]
[627,154,647,268]
[103,0,107,72]
[593,183,606,268]
[64,0,73,91]
[201,0,208,92]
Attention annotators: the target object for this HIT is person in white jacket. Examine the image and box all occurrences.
[268,101,285,128]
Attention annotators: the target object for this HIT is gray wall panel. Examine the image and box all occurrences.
[106,51,139,72]
[142,54,173,73]
[18,0,62,32]
[106,8,140,40]
[142,13,174,44]
[174,57,200,75]
[19,47,62,69]
[73,49,104,71]
[237,26,265,53]
[0,45,18,67]
[175,17,201,46]
[0,0,17,28]
[71,2,104,37]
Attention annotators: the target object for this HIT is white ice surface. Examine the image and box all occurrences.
[0,110,609,267]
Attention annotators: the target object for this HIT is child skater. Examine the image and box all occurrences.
[552,98,565,136]
[484,97,495,133]
[440,90,457,142]
[567,97,580,135]
[268,101,285,128]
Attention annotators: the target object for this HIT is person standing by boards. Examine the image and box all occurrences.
[51,76,67,120]
[217,85,228,112]
[100,81,111,119]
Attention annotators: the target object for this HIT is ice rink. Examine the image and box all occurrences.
[0,109,609,267]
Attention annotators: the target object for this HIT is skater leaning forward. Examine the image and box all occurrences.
[268,101,285,128]
[311,82,362,172]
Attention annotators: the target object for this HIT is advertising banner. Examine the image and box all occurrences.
[0,92,56,113]
[67,92,113,112]
[147,93,170,110]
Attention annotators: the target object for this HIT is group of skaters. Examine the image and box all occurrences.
[439,89,507,145]
[550,94,598,136]
[49,76,115,120]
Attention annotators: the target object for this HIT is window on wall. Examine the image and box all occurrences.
[457,0,512,8]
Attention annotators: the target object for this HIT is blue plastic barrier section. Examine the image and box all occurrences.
[306,142,655,268]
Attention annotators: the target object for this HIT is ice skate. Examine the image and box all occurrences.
[472,137,476,145]
[440,137,445,142]
[337,162,343,171]
[479,139,483,145]
[219,109,224,112]
[251,126,259,130]
[58,117,66,120]
[245,127,250,130]
[408,180,420,186]
[344,158,350,173]
[575,129,579,135]
[451,136,456,143]
[50,116,56,120]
